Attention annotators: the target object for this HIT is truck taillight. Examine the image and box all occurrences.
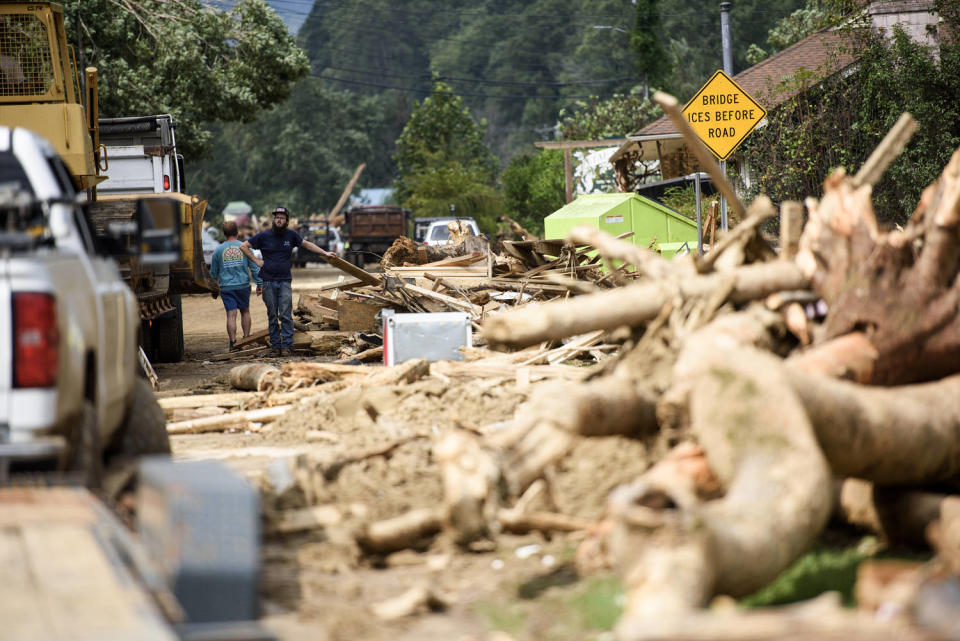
[163,174,170,190]
[13,292,59,388]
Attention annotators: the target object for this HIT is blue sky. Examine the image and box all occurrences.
[207,1,313,35]
[264,0,313,35]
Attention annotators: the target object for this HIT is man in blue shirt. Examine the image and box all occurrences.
[210,221,262,351]
[241,206,333,357]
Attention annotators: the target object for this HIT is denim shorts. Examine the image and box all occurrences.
[220,287,251,311]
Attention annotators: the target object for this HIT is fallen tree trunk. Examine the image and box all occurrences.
[786,370,960,485]
[481,261,807,349]
[797,139,960,384]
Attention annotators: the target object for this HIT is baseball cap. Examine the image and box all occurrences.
[272,206,289,218]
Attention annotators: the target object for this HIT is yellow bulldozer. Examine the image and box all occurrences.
[0,1,213,362]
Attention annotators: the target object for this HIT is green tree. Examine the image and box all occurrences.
[558,94,661,140]
[69,0,309,158]
[741,21,960,225]
[632,0,667,96]
[187,80,386,218]
[500,150,566,234]
[394,81,502,230]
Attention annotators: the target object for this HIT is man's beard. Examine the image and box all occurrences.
[272,220,288,233]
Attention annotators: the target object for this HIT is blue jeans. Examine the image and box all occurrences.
[262,280,293,349]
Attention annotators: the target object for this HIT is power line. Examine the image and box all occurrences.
[254,0,804,23]
[321,64,633,87]
[310,73,631,101]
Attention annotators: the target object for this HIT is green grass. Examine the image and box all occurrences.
[571,575,624,630]
[473,570,624,640]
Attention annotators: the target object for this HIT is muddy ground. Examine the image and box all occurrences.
[155,266,651,641]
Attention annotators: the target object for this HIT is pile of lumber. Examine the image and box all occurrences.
[288,221,644,341]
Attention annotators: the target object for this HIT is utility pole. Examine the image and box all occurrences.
[719,1,733,232]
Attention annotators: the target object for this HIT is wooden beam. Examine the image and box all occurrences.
[534,139,628,150]
[326,162,366,227]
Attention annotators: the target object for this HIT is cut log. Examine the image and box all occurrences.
[497,509,592,535]
[281,362,377,382]
[157,386,335,412]
[169,406,226,422]
[229,363,281,391]
[266,505,343,535]
[356,508,443,554]
[371,585,448,621]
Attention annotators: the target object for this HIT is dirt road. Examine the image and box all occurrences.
[154,266,342,395]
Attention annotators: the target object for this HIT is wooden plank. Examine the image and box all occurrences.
[388,263,487,272]
[399,283,482,315]
[298,293,339,323]
[337,296,388,331]
[0,488,176,641]
[206,346,270,361]
[234,329,270,349]
[166,405,292,435]
[158,386,340,412]
[417,252,486,268]
[313,278,364,293]
[321,253,381,286]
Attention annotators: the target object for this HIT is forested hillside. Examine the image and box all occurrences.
[188,0,807,220]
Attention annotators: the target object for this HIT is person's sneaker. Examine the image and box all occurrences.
[265,347,282,358]
[229,339,238,352]
[278,348,288,357]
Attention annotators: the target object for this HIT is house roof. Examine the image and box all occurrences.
[613,29,857,162]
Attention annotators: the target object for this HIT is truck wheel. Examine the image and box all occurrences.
[151,294,184,363]
[69,400,103,489]
[111,377,171,459]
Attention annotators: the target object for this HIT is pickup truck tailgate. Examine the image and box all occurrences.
[0,258,10,430]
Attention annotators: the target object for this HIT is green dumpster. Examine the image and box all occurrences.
[543,193,698,256]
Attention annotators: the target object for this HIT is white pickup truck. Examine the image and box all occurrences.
[0,127,172,483]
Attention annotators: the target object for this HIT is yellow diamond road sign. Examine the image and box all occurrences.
[681,69,766,161]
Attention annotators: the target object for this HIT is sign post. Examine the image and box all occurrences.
[681,70,766,230]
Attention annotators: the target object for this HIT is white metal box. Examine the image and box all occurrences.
[382,309,472,366]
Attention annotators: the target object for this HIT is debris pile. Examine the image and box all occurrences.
[168,99,960,639]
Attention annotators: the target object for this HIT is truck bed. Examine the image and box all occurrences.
[0,487,176,641]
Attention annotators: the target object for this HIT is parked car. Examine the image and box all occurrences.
[421,217,481,246]
[201,227,220,266]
